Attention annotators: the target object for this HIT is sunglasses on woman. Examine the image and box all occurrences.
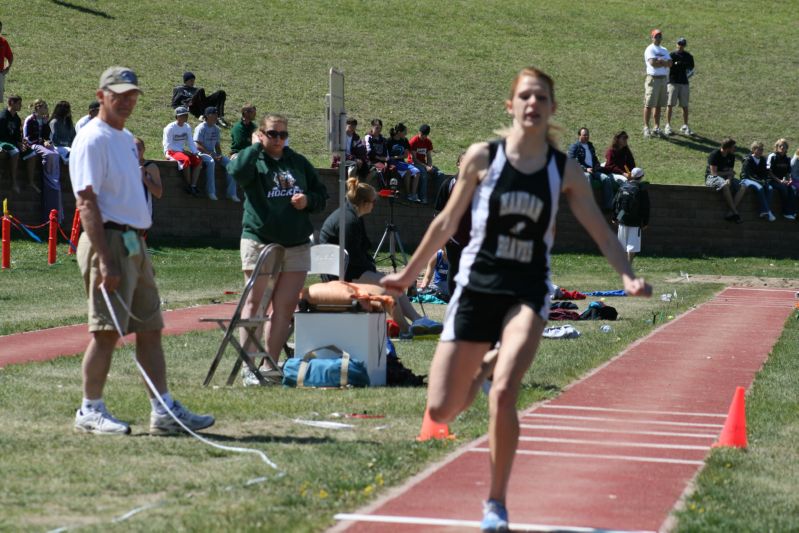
[263,129,289,140]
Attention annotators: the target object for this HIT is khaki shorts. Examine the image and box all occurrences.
[240,238,311,272]
[77,231,164,333]
[644,75,668,107]
[667,83,690,107]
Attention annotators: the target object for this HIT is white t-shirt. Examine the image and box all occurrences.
[644,44,670,76]
[70,119,152,229]
[162,121,197,154]
[74,114,93,133]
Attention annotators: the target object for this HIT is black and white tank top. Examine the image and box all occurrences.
[455,140,565,297]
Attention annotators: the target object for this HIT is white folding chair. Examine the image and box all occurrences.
[201,244,285,386]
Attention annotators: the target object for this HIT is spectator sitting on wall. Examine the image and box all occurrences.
[567,127,615,211]
[705,137,745,223]
[604,130,638,183]
[194,106,239,202]
[408,123,438,203]
[339,117,368,179]
[23,98,62,221]
[49,100,76,164]
[387,123,422,202]
[0,94,30,193]
[230,103,257,158]
[171,71,228,127]
[74,101,99,134]
[364,118,389,178]
[740,141,777,222]
[163,106,202,196]
[765,138,797,220]
[0,20,13,104]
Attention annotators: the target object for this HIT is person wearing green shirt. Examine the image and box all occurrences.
[229,103,257,157]
[227,113,327,384]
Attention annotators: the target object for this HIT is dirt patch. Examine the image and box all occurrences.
[664,274,798,289]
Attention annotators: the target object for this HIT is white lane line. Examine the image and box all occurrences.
[470,448,706,465]
[524,413,724,428]
[521,423,717,439]
[539,405,726,418]
[519,436,709,450]
[333,513,656,532]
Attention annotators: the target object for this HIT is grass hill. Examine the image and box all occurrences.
[2,0,798,185]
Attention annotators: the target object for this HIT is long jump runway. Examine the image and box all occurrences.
[332,287,797,532]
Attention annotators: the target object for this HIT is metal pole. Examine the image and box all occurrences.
[338,112,347,280]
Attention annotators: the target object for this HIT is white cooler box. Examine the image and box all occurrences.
[293,312,387,386]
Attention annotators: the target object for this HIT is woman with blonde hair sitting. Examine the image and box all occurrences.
[319,177,442,338]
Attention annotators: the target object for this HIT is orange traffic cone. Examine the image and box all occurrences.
[416,408,455,442]
[712,386,748,449]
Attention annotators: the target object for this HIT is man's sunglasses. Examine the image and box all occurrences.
[263,130,289,140]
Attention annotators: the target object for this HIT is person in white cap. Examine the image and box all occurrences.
[612,167,650,264]
[69,66,215,436]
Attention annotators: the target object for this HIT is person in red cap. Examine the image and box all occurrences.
[643,29,672,138]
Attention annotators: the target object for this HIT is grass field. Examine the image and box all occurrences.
[2,1,799,530]
[2,1,799,185]
[2,244,799,531]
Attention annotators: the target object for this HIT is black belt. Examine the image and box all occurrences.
[103,221,146,236]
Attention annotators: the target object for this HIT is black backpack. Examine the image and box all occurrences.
[613,181,643,226]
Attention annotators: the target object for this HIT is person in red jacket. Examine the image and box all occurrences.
[0,21,14,104]
[604,130,637,181]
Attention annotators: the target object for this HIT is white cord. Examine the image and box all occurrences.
[100,285,280,471]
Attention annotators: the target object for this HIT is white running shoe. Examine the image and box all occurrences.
[652,127,663,137]
[768,212,776,222]
[74,407,131,435]
[784,214,796,221]
[663,124,673,136]
[149,400,215,435]
[242,366,282,387]
[208,193,218,201]
[681,124,694,135]
[643,126,651,138]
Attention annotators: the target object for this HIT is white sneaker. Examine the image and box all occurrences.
[208,193,218,201]
[784,214,796,221]
[663,124,673,136]
[652,127,663,137]
[681,124,694,135]
[768,212,776,222]
[643,126,651,138]
[74,407,131,435]
[149,400,215,435]
[228,195,241,203]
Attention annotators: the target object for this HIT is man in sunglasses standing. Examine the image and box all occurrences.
[227,113,327,385]
[70,66,215,435]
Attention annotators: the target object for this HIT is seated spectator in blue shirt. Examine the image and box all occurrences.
[386,123,422,202]
[420,249,450,302]
[193,106,239,201]
[567,127,615,211]
[741,141,777,221]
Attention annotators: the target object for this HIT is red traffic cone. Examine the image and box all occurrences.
[712,386,748,449]
[416,408,455,442]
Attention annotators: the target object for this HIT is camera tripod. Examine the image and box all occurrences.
[372,193,408,273]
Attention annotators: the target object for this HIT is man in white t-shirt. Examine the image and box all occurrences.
[69,66,214,436]
[74,100,99,134]
[163,106,202,196]
[643,28,672,138]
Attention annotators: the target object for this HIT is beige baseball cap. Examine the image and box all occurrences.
[98,66,142,94]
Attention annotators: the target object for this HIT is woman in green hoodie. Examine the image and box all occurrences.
[228,113,327,380]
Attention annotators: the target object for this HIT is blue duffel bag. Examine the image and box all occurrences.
[282,346,370,388]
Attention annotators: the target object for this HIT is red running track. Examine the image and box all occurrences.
[0,303,233,367]
[332,288,797,532]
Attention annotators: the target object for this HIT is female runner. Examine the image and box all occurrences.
[382,67,652,531]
